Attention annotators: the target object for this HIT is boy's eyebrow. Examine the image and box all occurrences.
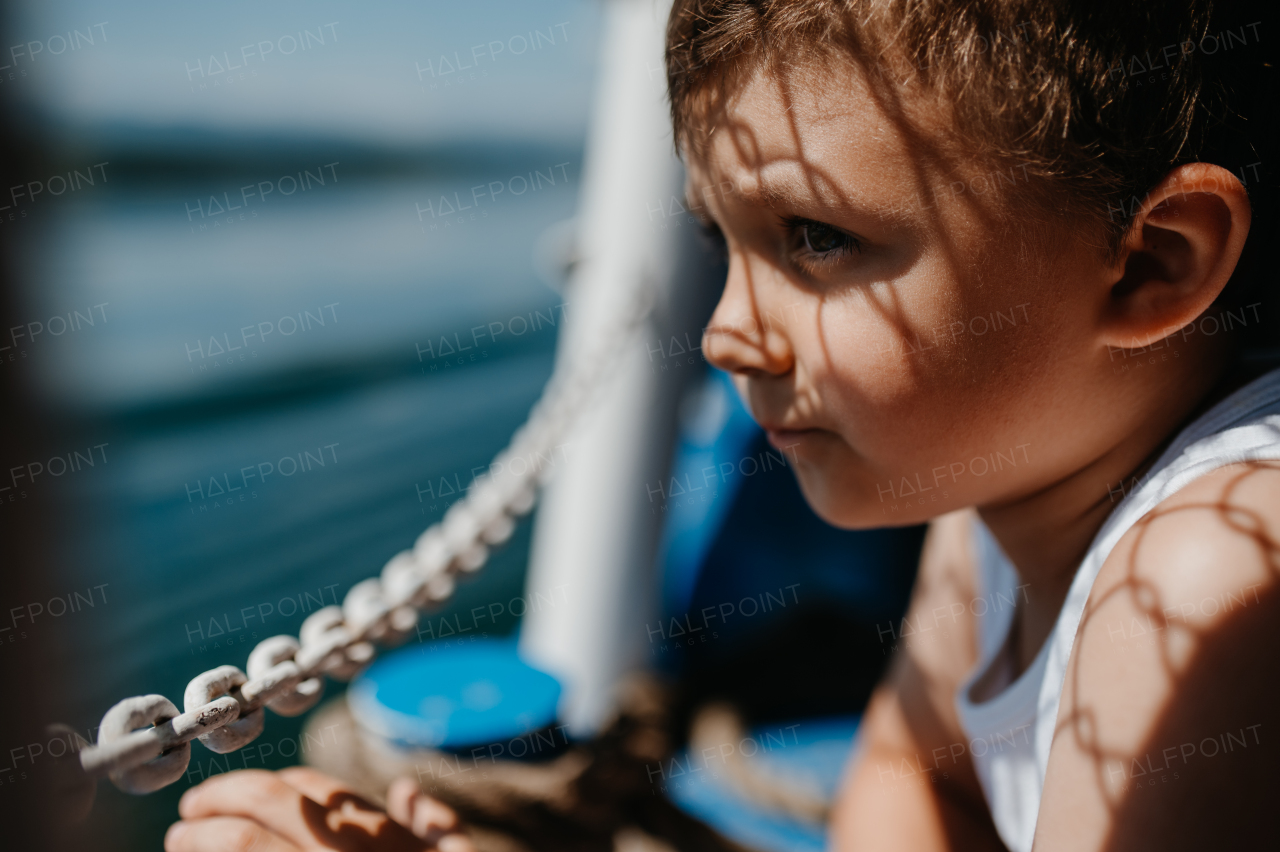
[749,173,873,212]
[745,177,809,207]
[688,170,915,229]
[683,175,812,216]
[756,174,914,230]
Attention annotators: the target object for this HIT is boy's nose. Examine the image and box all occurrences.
[702,256,794,377]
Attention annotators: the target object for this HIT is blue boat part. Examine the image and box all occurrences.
[348,637,565,759]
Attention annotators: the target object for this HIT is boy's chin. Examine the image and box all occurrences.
[795,470,948,530]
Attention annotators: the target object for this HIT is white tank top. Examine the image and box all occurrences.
[954,367,1280,852]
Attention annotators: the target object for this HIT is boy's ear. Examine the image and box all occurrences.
[1099,162,1251,350]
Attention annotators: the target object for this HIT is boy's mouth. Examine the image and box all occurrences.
[764,427,820,451]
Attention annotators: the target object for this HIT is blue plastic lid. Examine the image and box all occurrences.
[348,638,562,751]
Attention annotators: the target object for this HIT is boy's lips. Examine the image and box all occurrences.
[763,426,821,450]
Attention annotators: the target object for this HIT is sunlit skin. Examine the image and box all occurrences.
[164,769,475,852]
[686,58,1243,635]
[686,57,1280,852]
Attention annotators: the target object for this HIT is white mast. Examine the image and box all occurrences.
[519,0,685,736]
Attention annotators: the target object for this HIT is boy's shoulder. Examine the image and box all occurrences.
[1035,460,1280,850]
[1081,459,1280,642]
[1097,459,1280,610]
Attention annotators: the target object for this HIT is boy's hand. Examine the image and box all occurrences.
[165,767,475,852]
[384,776,470,847]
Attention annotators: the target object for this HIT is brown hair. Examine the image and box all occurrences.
[666,0,1273,288]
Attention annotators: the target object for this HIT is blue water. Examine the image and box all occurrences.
[15,164,578,847]
[18,167,580,410]
[4,2,611,846]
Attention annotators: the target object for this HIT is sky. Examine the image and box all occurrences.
[5,0,604,146]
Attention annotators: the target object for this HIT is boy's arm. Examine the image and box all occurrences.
[1033,462,1280,852]
[830,510,1006,852]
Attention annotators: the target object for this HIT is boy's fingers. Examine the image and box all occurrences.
[178,769,323,848]
[277,765,365,807]
[437,834,478,852]
[277,765,403,840]
[386,776,418,827]
[165,816,300,852]
[386,775,461,839]
[279,765,440,846]
[412,796,463,841]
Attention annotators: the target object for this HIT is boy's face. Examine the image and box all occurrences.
[685,61,1136,528]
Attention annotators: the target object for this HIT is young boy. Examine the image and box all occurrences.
[664,1,1276,849]
[166,1,1276,850]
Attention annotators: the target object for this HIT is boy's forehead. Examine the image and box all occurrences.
[684,61,928,212]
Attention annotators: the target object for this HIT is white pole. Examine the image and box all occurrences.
[519,0,683,736]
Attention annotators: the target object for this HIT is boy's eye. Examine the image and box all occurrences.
[801,220,851,254]
[781,215,862,265]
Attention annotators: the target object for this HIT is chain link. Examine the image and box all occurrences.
[70,288,651,798]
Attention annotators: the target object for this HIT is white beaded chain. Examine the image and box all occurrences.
[64,287,651,804]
